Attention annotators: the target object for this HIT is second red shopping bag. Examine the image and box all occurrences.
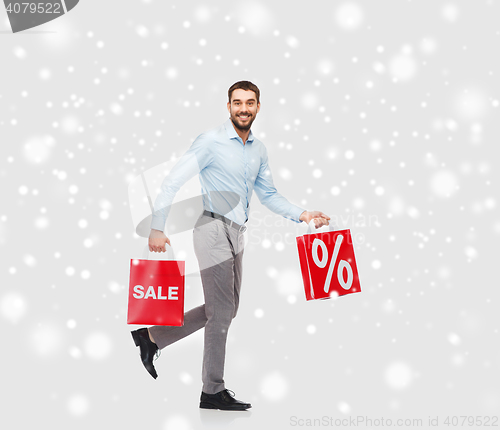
[296,225,361,301]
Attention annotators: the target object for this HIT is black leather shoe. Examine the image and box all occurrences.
[200,389,252,410]
[131,328,159,379]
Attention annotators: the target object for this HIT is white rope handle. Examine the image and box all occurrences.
[306,219,335,234]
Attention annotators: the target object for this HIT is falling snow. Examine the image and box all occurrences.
[1,1,498,429]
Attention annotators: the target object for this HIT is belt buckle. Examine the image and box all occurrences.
[239,224,247,233]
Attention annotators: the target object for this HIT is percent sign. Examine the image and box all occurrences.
[311,235,353,292]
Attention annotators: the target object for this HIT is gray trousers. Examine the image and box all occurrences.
[149,212,245,394]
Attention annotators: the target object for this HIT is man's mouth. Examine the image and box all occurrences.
[238,114,250,120]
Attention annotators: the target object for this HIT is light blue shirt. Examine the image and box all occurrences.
[150,119,305,231]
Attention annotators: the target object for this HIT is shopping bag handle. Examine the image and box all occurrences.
[142,243,176,260]
[306,220,335,234]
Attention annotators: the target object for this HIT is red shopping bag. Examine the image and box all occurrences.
[127,257,185,326]
[296,226,361,301]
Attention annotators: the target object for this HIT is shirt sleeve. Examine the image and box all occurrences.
[253,146,305,223]
[150,134,213,232]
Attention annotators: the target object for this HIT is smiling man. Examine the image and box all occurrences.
[229,88,258,129]
[130,81,330,411]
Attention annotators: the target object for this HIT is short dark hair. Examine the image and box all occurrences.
[228,81,260,104]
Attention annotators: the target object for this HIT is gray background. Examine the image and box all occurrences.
[1,1,498,429]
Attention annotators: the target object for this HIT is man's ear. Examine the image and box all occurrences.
[227,102,231,113]
[257,102,261,113]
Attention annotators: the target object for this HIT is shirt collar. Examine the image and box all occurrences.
[224,118,254,144]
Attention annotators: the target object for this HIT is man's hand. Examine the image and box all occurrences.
[300,210,330,229]
[149,229,171,253]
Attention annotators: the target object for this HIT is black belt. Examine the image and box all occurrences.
[203,210,247,233]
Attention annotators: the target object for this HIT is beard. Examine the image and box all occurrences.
[230,112,256,131]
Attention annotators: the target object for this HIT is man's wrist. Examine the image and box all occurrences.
[299,210,308,222]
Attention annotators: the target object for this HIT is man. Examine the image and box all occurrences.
[131,81,330,411]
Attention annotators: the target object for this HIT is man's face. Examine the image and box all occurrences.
[227,89,260,131]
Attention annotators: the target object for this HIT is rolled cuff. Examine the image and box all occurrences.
[286,206,306,223]
[150,214,166,232]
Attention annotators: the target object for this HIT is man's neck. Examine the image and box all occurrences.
[235,129,250,145]
[231,119,251,144]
